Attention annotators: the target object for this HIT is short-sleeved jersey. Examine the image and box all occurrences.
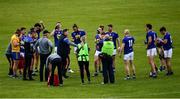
[95,34,101,50]
[163,32,172,50]
[11,34,20,52]
[146,31,157,49]
[71,30,86,44]
[96,39,104,51]
[106,32,119,49]
[36,30,41,39]
[54,30,62,47]
[122,36,135,54]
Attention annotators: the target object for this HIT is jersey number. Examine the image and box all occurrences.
[128,40,133,47]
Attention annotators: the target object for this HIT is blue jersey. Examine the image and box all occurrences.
[146,31,157,49]
[71,30,86,44]
[97,39,104,51]
[106,32,119,49]
[95,34,101,50]
[123,36,135,54]
[20,35,26,53]
[36,30,41,39]
[54,30,62,47]
[163,32,172,50]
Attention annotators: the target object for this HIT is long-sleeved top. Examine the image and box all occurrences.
[57,34,77,57]
[45,53,61,68]
[5,43,12,55]
[35,37,53,54]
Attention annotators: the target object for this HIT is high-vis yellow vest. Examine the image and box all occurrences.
[77,43,89,61]
[101,41,114,56]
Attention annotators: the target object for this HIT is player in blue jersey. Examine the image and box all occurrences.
[71,24,86,54]
[93,26,105,76]
[145,24,158,78]
[156,38,166,72]
[106,24,120,71]
[50,22,63,53]
[119,29,136,80]
[158,26,173,76]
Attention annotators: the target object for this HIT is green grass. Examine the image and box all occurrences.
[0,0,180,98]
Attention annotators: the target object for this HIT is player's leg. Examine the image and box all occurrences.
[93,53,99,76]
[12,52,20,78]
[124,60,130,80]
[34,51,39,72]
[67,55,74,73]
[129,52,136,79]
[158,48,166,71]
[148,56,157,78]
[98,57,102,72]
[124,54,130,80]
[165,49,173,75]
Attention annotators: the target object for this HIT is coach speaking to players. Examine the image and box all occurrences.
[57,29,78,78]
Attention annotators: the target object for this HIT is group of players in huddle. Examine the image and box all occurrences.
[5,21,173,85]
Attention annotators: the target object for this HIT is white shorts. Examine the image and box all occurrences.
[74,47,77,54]
[147,48,157,57]
[124,52,134,61]
[164,48,172,58]
[54,47,57,53]
[94,50,101,56]
[113,49,117,55]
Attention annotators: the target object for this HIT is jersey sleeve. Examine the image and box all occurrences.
[122,38,126,43]
[81,31,86,36]
[115,33,119,39]
[133,37,135,44]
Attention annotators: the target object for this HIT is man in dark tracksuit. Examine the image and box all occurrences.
[46,53,62,86]
[23,30,35,80]
[5,43,13,76]
[99,37,115,84]
[35,30,53,82]
[57,29,77,78]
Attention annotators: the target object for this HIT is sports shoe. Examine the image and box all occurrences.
[34,69,38,72]
[59,84,63,87]
[132,75,136,79]
[124,77,130,80]
[101,82,104,85]
[149,72,153,77]
[32,72,37,76]
[152,72,157,78]
[166,71,174,76]
[63,75,69,79]
[12,75,19,79]
[68,69,74,73]
[92,72,98,77]
[159,66,165,71]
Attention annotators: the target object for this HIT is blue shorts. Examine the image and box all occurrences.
[12,52,20,60]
